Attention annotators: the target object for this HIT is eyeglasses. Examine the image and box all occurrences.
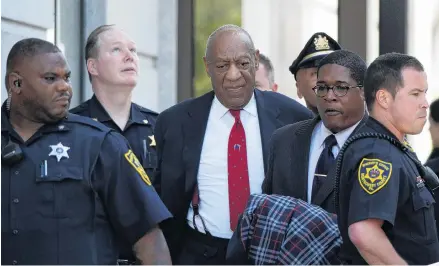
[312,84,363,97]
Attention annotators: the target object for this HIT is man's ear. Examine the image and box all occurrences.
[203,56,211,77]
[376,89,392,109]
[8,72,22,94]
[87,58,99,76]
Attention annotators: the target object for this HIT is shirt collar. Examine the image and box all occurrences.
[211,91,258,120]
[129,104,148,124]
[1,101,70,136]
[316,119,362,149]
[89,94,144,124]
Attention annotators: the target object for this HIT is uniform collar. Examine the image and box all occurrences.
[89,94,146,125]
[2,101,70,141]
[367,117,400,140]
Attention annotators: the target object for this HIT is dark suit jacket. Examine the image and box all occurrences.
[153,89,313,260]
[262,114,368,213]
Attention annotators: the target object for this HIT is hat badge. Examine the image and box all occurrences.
[314,35,330,51]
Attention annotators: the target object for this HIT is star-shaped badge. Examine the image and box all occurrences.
[49,142,70,162]
[148,135,156,147]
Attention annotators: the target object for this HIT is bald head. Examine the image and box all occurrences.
[204,24,255,61]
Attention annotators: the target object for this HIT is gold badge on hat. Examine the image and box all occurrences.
[314,35,330,51]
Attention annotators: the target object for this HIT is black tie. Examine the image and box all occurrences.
[312,134,338,200]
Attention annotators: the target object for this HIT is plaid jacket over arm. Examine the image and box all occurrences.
[239,194,342,265]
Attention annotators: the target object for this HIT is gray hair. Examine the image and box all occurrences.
[204,24,256,60]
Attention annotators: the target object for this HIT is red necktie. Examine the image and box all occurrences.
[228,109,250,231]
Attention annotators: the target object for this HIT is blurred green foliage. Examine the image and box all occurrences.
[193,0,242,96]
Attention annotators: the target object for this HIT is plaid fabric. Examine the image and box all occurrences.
[239,194,342,265]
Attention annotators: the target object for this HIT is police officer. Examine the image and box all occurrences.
[70,24,161,264]
[336,53,439,264]
[70,24,158,185]
[1,38,172,265]
[289,32,341,114]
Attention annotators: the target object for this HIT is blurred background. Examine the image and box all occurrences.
[1,0,439,161]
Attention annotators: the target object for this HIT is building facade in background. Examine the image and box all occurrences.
[2,0,439,161]
[1,0,192,113]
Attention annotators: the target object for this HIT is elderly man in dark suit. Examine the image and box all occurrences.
[262,50,368,213]
[154,24,313,265]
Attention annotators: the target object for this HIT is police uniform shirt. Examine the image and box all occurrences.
[1,104,172,265]
[337,117,439,265]
[70,95,158,179]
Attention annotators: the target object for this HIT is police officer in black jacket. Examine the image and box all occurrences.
[70,25,158,185]
[70,25,162,264]
[1,38,172,265]
[336,53,439,265]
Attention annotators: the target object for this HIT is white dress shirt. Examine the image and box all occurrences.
[307,120,361,202]
[186,93,265,239]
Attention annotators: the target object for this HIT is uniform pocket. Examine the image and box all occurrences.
[142,152,158,169]
[36,165,85,218]
[411,186,437,243]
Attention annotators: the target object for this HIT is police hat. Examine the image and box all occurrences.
[289,32,341,79]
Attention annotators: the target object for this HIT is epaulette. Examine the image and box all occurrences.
[65,113,112,132]
[133,103,159,116]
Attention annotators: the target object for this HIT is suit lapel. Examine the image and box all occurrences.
[312,114,369,206]
[290,117,321,201]
[254,90,283,172]
[183,91,214,194]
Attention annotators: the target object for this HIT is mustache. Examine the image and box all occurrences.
[54,92,71,101]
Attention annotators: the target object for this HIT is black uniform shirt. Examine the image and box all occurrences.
[1,104,172,265]
[70,95,158,181]
[337,117,439,265]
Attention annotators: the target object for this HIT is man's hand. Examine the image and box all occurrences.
[133,226,172,265]
[349,219,406,265]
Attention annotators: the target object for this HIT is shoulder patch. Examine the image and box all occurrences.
[358,158,392,195]
[124,149,151,186]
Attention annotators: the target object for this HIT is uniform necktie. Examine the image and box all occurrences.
[228,109,250,231]
[312,134,337,200]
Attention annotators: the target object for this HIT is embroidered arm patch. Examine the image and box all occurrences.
[124,149,152,186]
[358,158,392,195]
